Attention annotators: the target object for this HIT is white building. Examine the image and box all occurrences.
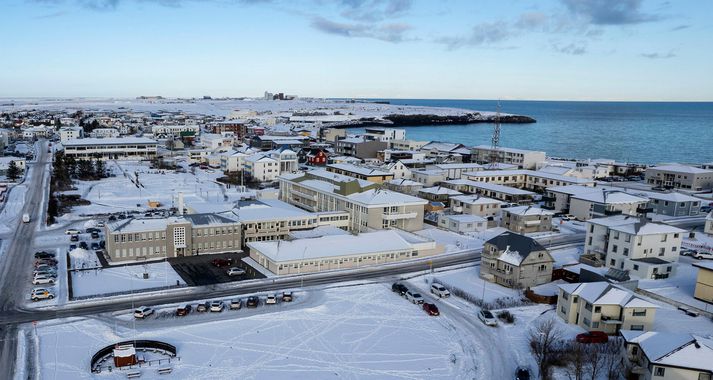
[621,330,713,380]
[432,163,484,179]
[501,206,554,233]
[645,164,713,191]
[362,127,406,142]
[152,125,200,138]
[585,216,685,279]
[244,149,298,182]
[59,126,83,143]
[437,214,487,234]
[89,128,120,139]
[62,137,158,161]
[471,145,546,170]
[248,230,441,275]
[220,151,251,173]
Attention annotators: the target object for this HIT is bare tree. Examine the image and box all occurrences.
[601,340,628,380]
[565,342,586,380]
[586,342,607,380]
[529,318,563,380]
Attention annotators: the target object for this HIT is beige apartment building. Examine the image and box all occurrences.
[621,330,713,380]
[645,164,713,191]
[471,145,546,169]
[279,169,426,232]
[556,282,658,334]
[694,262,713,305]
[480,232,554,289]
[105,213,242,262]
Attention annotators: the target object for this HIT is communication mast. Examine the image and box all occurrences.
[488,101,501,169]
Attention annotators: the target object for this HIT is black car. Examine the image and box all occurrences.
[391,282,408,295]
[34,251,55,259]
[246,296,259,308]
[79,242,88,250]
[515,367,531,380]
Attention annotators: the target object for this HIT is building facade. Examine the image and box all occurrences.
[63,137,158,161]
[480,232,554,288]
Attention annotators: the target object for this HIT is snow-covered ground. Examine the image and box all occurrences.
[414,226,506,253]
[550,246,583,267]
[33,283,484,379]
[416,266,521,303]
[59,161,251,217]
[638,256,712,311]
[0,183,27,235]
[70,261,185,299]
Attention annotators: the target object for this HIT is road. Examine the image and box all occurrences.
[0,142,49,380]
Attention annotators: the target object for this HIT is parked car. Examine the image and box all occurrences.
[96,222,106,227]
[30,288,54,301]
[576,331,609,344]
[478,310,498,326]
[33,271,57,278]
[423,303,440,316]
[133,306,154,319]
[227,267,246,276]
[405,290,424,304]
[281,292,293,302]
[35,259,58,266]
[70,235,79,242]
[693,251,713,260]
[196,301,210,312]
[69,244,77,251]
[265,293,278,305]
[65,229,81,235]
[176,304,192,316]
[211,258,233,268]
[79,242,88,250]
[210,300,224,312]
[515,367,531,380]
[32,276,55,285]
[680,249,698,257]
[230,299,242,310]
[91,232,100,239]
[391,282,408,295]
[34,251,56,259]
[430,283,450,298]
[560,214,576,221]
[246,296,259,308]
[34,265,57,273]
[91,243,100,250]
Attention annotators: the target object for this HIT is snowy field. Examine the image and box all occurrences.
[33,284,482,379]
[412,266,522,303]
[70,261,185,298]
[0,98,499,119]
[0,183,27,235]
[550,246,583,267]
[59,161,251,217]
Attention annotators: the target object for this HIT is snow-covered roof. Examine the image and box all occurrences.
[433,163,484,170]
[347,188,427,206]
[387,178,422,187]
[418,186,463,196]
[247,230,427,262]
[498,247,525,266]
[472,145,545,154]
[63,137,157,146]
[572,190,648,204]
[450,194,503,205]
[327,163,391,176]
[609,221,686,236]
[621,331,713,372]
[467,181,537,196]
[646,191,705,203]
[693,261,713,271]
[440,214,486,223]
[587,214,640,228]
[649,164,713,174]
[232,199,311,222]
[504,206,554,216]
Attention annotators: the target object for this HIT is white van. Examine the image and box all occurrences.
[22,213,30,223]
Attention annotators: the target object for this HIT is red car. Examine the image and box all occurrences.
[576,331,609,344]
[211,258,233,268]
[423,303,440,316]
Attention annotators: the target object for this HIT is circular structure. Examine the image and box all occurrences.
[90,340,177,373]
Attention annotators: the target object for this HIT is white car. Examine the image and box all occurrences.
[30,288,54,301]
[227,267,246,276]
[210,300,224,312]
[65,229,81,235]
[430,283,450,298]
[265,293,277,304]
[478,310,498,326]
[133,306,154,319]
[405,290,424,304]
[693,251,713,260]
[32,276,55,285]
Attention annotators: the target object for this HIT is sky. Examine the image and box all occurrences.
[1,0,712,101]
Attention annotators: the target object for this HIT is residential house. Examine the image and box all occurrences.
[646,192,703,217]
[693,261,713,305]
[362,127,406,142]
[326,163,394,183]
[384,178,424,195]
[501,206,553,233]
[411,169,447,186]
[437,214,487,234]
[417,186,463,206]
[480,232,554,288]
[449,194,502,226]
[333,137,388,159]
[59,126,83,143]
[621,330,713,380]
[556,282,658,333]
[471,145,546,169]
[442,179,536,204]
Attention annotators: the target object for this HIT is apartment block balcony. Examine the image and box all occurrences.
[292,189,318,201]
[383,212,418,220]
[600,315,623,325]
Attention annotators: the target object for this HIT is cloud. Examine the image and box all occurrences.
[670,24,690,31]
[29,0,271,11]
[435,21,512,49]
[640,51,676,59]
[338,0,412,22]
[560,0,661,25]
[552,42,587,55]
[310,16,412,43]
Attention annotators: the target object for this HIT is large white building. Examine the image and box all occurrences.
[471,145,546,170]
[584,216,685,279]
[244,149,298,182]
[248,230,441,275]
[62,137,158,161]
[645,164,713,191]
[59,126,83,143]
[151,125,201,138]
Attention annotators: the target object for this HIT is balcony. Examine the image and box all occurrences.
[383,212,418,220]
[292,189,317,201]
[600,315,622,325]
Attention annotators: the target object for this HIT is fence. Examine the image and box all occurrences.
[91,340,178,373]
[70,284,186,301]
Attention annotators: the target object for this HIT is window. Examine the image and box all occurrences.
[623,248,629,256]
[560,305,566,314]
[631,324,645,331]
[654,367,665,376]
[585,302,593,311]
[699,374,712,380]
[594,306,601,313]
[632,310,647,317]
[659,247,665,256]
[633,264,639,271]
[562,292,569,300]
[612,245,618,253]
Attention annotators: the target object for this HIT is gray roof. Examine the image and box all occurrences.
[485,232,546,257]
[183,213,237,226]
[630,257,671,265]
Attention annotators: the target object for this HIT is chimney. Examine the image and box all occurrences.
[178,192,184,215]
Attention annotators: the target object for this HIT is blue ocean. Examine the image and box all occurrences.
[348,100,713,164]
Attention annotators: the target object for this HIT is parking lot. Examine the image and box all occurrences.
[169,252,265,286]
